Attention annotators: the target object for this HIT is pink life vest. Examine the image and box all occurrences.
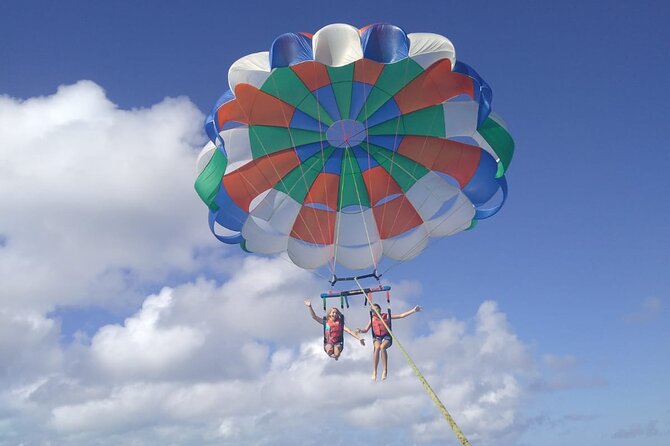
[371,312,390,337]
[324,317,344,344]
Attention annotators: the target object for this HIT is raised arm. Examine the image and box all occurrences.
[391,305,422,319]
[304,299,323,324]
[344,325,365,346]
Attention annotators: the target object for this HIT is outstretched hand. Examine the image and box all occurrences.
[413,305,422,313]
[303,299,311,307]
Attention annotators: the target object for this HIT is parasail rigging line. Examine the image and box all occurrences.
[354,277,472,446]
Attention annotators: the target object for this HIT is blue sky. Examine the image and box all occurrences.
[1,1,669,445]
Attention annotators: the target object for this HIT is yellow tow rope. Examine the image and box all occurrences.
[355,278,471,446]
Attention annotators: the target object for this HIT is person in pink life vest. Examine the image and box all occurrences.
[357,303,422,380]
[304,299,365,360]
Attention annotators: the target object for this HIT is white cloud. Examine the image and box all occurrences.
[0,259,535,445]
[0,309,62,382]
[0,83,539,446]
[0,81,214,311]
[89,288,206,379]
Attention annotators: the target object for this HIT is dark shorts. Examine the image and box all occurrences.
[373,335,392,347]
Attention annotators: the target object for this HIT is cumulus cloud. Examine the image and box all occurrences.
[0,81,213,311]
[89,288,206,379]
[0,257,535,445]
[0,308,62,384]
[0,83,539,446]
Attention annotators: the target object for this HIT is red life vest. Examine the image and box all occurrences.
[324,317,344,344]
[371,312,390,337]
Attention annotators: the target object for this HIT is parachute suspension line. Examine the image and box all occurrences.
[357,60,422,268]
[308,64,337,280]
[358,140,450,270]
[359,61,374,197]
[359,61,379,273]
[266,75,332,254]
[378,191,471,278]
[358,60,470,275]
[377,102,474,278]
[214,105,331,271]
[361,87,471,278]
[331,143,350,280]
[379,194,473,279]
[226,164,331,283]
[354,278,471,446]
[374,59,415,243]
[226,88,329,255]
[306,68,338,278]
[344,145,380,273]
[376,98,445,260]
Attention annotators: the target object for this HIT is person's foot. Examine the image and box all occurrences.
[381,369,387,380]
[371,371,377,380]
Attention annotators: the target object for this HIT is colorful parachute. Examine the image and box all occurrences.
[195,23,514,272]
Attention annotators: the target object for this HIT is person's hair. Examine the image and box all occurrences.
[328,307,343,320]
[370,303,382,316]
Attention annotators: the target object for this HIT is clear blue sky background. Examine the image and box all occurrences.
[2,1,669,445]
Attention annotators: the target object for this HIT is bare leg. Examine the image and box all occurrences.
[332,344,342,360]
[324,344,335,358]
[372,340,381,380]
[380,339,391,380]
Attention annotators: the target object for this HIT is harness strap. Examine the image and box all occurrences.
[322,316,326,344]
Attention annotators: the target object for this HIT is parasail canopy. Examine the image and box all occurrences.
[195,23,514,272]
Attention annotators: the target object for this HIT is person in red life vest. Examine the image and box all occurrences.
[304,299,365,360]
[357,303,422,380]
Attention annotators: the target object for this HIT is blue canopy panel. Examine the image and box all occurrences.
[349,81,373,120]
[365,135,404,152]
[208,209,244,245]
[474,176,508,220]
[364,98,401,128]
[314,84,342,122]
[461,149,498,206]
[212,183,247,232]
[361,23,410,64]
[351,145,380,172]
[205,90,236,143]
[290,109,327,132]
[270,33,314,68]
[322,149,343,175]
[458,150,509,220]
[294,141,330,163]
[453,61,492,128]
